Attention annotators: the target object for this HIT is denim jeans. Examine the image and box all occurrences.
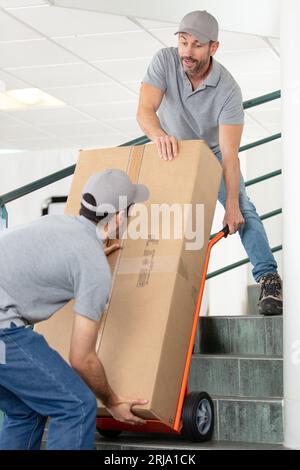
[0,324,97,450]
[215,151,278,282]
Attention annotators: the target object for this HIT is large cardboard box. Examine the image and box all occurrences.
[36,140,222,427]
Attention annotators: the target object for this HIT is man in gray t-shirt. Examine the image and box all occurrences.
[137,10,282,316]
[0,169,150,450]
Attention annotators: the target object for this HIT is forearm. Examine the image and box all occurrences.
[137,107,167,141]
[222,157,241,208]
[74,354,117,407]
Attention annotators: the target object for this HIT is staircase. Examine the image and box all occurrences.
[1,314,284,450]
[95,314,284,450]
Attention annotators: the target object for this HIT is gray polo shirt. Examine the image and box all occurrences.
[0,214,111,329]
[142,47,244,155]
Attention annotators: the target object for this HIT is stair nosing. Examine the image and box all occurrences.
[193,353,283,360]
[94,440,285,450]
[211,395,283,403]
[199,315,282,320]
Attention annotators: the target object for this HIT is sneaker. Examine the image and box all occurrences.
[258,273,283,316]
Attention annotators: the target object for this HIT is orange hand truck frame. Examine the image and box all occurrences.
[96,226,229,443]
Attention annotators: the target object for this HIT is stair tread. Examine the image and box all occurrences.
[200,315,282,320]
[211,395,283,402]
[94,434,285,450]
[193,353,283,360]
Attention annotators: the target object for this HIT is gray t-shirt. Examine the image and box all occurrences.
[0,214,111,328]
[142,47,244,155]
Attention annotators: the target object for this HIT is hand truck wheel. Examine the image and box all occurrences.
[181,391,214,442]
[96,429,123,439]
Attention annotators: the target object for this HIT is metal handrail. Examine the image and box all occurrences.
[208,208,282,278]
[0,90,281,207]
[0,135,149,206]
[0,132,282,207]
[243,90,281,110]
[0,164,76,207]
[0,90,283,278]
[207,246,282,280]
[240,133,281,153]
[245,170,281,188]
[210,208,282,240]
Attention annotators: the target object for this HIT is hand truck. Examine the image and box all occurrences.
[96,226,229,442]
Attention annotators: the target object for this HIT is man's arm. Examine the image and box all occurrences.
[219,124,245,235]
[69,313,148,425]
[137,83,178,160]
[69,314,115,406]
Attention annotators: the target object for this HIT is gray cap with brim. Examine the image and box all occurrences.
[175,10,219,44]
[81,169,150,219]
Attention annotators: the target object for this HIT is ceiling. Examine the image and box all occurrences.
[0,0,281,152]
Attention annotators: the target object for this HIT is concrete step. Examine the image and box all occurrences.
[40,393,283,448]
[190,354,283,398]
[94,396,283,447]
[248,284,260,315]
[94,433,285,450]
[212,396,283,444]
[2,313,284,448]
[195,315,282,357]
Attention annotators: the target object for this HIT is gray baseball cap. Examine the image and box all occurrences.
[81,169,150,218]
[175,10,219,44]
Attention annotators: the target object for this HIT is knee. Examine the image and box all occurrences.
[69,393,96,431]
[65,384,97,423]
[239,193,257,215]
[79,388,97,419]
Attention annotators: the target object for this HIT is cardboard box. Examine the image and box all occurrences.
[36,140,222,427]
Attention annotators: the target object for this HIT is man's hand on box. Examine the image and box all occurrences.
[154,135,178,161]
[104,242,122,257]
[106,396,149,426]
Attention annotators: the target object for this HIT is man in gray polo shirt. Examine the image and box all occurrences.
[0,169,149,450]
[137,10,282,316]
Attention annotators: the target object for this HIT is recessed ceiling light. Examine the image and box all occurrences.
[0,88,66,110]
[0,149,26,155]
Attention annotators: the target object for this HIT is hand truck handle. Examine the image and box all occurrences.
[174,224,229,431]
[221,225,229,238]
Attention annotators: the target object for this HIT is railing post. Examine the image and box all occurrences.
[0,204,8,230]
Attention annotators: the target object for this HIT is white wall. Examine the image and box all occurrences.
[0,148,78,228]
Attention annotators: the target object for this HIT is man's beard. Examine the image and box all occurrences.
[181,51,211,77]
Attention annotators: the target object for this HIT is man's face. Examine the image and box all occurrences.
[106,209,129,240]
[178,33,213,77]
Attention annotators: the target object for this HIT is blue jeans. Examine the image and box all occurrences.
[215,151,277,282]
[0,324,97,450]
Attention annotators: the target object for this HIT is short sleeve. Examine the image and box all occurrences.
[73,250,112,322]
[218,85,244,125]
[142,49,167,92]
[74,279,111,322]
